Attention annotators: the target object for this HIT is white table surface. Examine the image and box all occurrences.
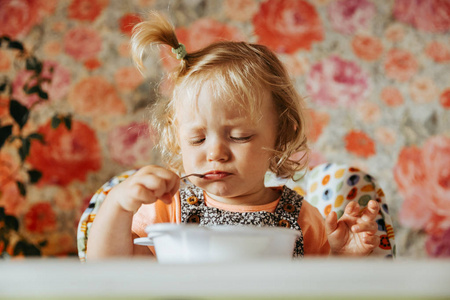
[1,257,449,299]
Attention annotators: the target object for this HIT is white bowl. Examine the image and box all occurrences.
[134,223,300,263]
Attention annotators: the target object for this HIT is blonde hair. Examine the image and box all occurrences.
[131,11,309,179]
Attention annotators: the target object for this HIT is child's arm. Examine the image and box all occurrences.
[86,165,180,259]
[325,200,380,256]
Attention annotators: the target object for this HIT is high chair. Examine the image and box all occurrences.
[77,163,396,262]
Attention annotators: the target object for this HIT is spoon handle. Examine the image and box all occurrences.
[180,173,205,180]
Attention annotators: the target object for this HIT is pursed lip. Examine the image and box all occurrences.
[202,170,232,180]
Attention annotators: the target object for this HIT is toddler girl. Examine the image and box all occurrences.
[87,11,380,259]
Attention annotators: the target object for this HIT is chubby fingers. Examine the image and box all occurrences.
[362,200,380,221]
[343,201,361,218]
[352,201,380,234]
[351,219,378,235]
[325,211,338,236]
[133,166,180,204]
[114,166,180,213]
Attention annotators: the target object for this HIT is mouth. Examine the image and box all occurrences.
[202,171,231,180]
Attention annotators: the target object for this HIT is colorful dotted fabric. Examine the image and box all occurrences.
[267,163,396,258]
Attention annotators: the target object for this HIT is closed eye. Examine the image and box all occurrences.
[230,135,253,143]
[188,138,205,145]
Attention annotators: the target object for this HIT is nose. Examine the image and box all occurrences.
[207,139,230,162]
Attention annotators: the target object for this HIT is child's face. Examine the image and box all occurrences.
[177,84,278,205]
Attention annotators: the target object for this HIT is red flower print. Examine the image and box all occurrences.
[189,18,246,50]
[253,0,324,53]
[12,60,71,108]
[24,202,56,234]
[381,86,404,107]
[83,58,102,70]
[160,18,245,72]
[68,0,109,22]
[63,27,102,61]
[426,41,450,63]
[306,55,369,107]
[344,130,376,158]
[328,0,376,35]
[394,136,450,237]
[0,153,25,216]
[68,76,126,116]
[393,0,450,33]
[440,89,450,109]
[27,119,102,186]
[0,0,57,39]
[107,122,154,167]
[119,13,143,36]
[384,49,418,82]
[351,34,383,61]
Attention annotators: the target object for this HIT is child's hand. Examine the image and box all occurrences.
[108,165,180,213]
[325,200,380,256]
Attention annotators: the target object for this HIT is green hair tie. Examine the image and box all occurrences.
[172,43,187,60]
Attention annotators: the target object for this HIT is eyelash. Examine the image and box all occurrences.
[188,135,253,145]
[231,135,253,142]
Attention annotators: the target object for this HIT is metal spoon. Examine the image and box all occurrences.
[180,173,205,180]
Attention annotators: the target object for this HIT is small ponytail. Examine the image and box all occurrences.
[130,11,182,73]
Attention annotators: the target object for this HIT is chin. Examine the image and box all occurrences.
[197,182,239,198]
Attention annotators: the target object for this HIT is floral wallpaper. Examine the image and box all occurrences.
[0,0,449,258]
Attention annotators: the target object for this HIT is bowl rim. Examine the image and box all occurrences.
[144,223,301,238]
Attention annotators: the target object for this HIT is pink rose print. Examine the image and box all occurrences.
[114,66,144,92]
[24,202,57,234]
[426,41,450,63]
[426,228,450,258]
[393,0,450,33]
[27,119,102,186]
[107,122,154,167]
[394,136,450,239]
[328,0,376,35]
[68,76,126,116]
[12,60,71,108]
[0,0,57,39]
[68,0,109,22]
[381,86,404,107]
[351,34,383,61]
[63,27,102,61]
[306,55,370,107]
[253,0,324,53]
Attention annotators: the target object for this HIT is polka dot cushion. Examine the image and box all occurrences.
[267,163,396,258]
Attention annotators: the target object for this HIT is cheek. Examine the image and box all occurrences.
[180,145,202,169]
